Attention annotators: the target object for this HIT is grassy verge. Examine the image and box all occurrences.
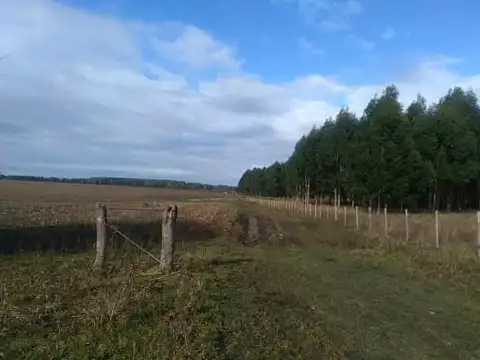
[1,203,480,359]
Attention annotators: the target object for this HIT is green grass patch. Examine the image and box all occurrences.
[2,204,480,359]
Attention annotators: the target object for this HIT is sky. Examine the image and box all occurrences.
[1,0,480,185]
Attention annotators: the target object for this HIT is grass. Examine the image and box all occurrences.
[2,199,480,358]
[0,180,234,228]
[0,181,235,253]
[2,182,480,358]
[268,198,479,254]
[0,180,232,202]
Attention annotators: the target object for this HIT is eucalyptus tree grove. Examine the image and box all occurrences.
[237,85,480,211]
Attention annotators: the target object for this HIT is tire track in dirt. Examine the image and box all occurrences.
[233,205,302,247]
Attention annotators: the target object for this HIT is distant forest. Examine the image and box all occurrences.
[0,174,235,191]
[238,85,480,212]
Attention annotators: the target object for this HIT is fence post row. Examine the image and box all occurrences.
[252,197,480,259]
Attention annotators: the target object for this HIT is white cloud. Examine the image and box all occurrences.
[273,99,339,141]
[319,19,349,31]
[347,34,374,50]
[381,27,396,40]
[278,0,362,31]
[153,24,241,70]
[344,56,480,115]
[1,1,480,185]
[299,37,324,55]
[343,0,362,14]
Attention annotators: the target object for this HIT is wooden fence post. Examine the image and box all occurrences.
[320,197,323,218]
[334,189,337,221]
[160,205,178,272]
[368,206,372,232]
[384,205,388,237]
[405,209,409,243]
[355,206,359,230]
[435,210,439,249]
[334,190,338,222]
[477,211,480,258]
[94,203,107,270]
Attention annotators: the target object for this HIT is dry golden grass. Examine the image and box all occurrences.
[0,180,238,255]
[0,180,234,228]
[351,207,478,253]
[0,180,231,203]
[2,191,480,358]
[258,198,480,259]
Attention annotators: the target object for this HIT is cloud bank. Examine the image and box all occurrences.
[1,1,480,185]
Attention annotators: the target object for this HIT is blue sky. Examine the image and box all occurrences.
[1,0,479,184]
[62,0,480,84]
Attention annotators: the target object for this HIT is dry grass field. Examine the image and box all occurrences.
[2,181,480,359]
[0,180,231,201]
[264,198,480,258]
[357,207,478,251]
[0,180,235,254]
[0,180,234,225]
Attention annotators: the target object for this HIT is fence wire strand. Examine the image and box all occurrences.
[107,224,162,265]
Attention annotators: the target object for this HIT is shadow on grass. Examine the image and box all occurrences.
[0,218,221,254]
[209,258,254,266]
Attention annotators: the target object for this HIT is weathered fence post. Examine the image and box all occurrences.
[477,211,480,258]
[384,205,388,237]
[334,190,338,222]
[435,210,439,249]
[94,203,107,270]
[355,206,359,231]
[405,209,409,243]
[368,206,372,232]
[160,205,178,272]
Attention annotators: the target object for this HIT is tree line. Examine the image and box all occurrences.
[238,85,480,212]
[0,174,234,191]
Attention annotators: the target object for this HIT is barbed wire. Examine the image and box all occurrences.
[107,207,166,212]
[107,223,162,265]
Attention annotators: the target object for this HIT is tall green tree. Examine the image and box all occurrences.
[237,85,480,212]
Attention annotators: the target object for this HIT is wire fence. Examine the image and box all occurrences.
[247,196,480,258]
[93,203,177,270]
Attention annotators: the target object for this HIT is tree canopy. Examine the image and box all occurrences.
[237,85,480,211]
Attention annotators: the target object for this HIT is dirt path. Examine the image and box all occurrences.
[229,203,480,359]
